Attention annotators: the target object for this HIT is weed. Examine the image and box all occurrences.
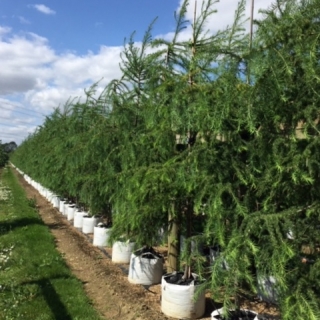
[27,196,37,209]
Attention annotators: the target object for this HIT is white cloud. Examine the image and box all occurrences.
[26,86,85,110]
[0,98,43,144]
[32,4,56,15]
[52,46,122,87]
[23,45,123,112]
[0,25,125,143]
[0,32,56,95]
[0,26,11,38]
[0,124,37,144]
[0,27,123,110]
[19,16,31,24]
[0,105,12,120]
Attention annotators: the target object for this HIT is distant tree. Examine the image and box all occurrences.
[0,140,9,168]
[2,141,17,153]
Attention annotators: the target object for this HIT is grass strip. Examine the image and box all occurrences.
[0,166,102,320]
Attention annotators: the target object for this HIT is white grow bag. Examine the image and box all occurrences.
[63,202,71,216]
[93,226,111,247]
[39,186,45,197]
[46,191,54,202]
[73,211,86,228]
[50,194,56,205]
[52,196,60,209]
[67,205,76,221]
[82,216,100,234]
[59,199,66,214]
[112,241,135,264]
[211,308,258,320]
[128,251,163,285]
[161,273,205,319]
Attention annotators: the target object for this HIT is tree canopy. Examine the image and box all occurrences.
[0,140,16,168]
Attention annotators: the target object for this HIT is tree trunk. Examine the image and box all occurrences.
[167,202,179,273]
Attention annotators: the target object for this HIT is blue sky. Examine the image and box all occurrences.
[0,0,274,144]
[1,0,178,53]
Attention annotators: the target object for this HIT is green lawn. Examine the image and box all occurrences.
[0,166,102,320]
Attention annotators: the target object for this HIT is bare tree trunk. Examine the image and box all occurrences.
[183,199,193,280]
[167,202,179,273]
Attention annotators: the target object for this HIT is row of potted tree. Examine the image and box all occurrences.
[11,0,320,318]
[14,166,193,316]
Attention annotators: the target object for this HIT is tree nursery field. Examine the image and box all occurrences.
[8,0,320,319]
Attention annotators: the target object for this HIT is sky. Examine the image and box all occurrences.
[0,0,275,144]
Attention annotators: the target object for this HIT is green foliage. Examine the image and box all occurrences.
[0,141,10,168]
[10,0,320,318]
